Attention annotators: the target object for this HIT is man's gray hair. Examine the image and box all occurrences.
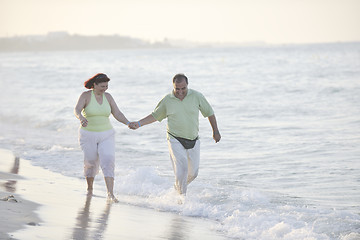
[173,73,188,84]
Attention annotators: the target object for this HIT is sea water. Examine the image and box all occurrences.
[0,43,359,239]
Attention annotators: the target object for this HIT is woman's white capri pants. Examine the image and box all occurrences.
[79,128,115,178]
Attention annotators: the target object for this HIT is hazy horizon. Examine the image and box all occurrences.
[2,31,360,46]
[1,0,360,45]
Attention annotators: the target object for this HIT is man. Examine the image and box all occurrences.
[130,73,221,196]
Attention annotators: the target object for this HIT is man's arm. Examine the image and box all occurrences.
[208,114,221,143]
[129,114,157,129]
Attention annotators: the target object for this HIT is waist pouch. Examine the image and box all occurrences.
[168,132,198,149]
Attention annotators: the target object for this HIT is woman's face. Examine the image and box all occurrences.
[94,82,108,94]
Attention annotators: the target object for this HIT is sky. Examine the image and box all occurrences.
[1,0,360,44]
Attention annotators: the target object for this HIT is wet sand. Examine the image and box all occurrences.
[0,149,227,239]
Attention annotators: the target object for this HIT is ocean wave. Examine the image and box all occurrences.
[114,166,360,239]
[48,145,75,152]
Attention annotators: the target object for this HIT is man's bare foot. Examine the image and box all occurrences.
[177,194,186,205]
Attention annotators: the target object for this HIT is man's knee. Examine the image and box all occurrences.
[187,170,198,184]
[175,168,187,181]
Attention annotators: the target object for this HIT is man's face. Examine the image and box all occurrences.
[173,79,188,100]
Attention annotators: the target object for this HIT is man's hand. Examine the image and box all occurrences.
[213,131,221,143]
[128,122,140,130]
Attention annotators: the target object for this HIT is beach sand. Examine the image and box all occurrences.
[0,149,227,240]
[0,151,41,240]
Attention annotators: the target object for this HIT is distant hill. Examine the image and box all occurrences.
[0,32,172,52]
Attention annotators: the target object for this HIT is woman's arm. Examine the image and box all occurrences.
[106,93,130,125]
[74,92,89,127]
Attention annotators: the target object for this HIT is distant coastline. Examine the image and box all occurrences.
[0,31,267,52]
[0,32,357,52]
[0,32,173,52]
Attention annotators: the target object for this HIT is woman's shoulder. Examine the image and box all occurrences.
[77,90,92,107]
[104,92,114,103]
[80,90,92,99]
[104,92,113,99]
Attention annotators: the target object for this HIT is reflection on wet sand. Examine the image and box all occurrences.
[2,156,20,192]
[93,199,112,239]
[72,195,112,240]
[72,195,92,240]
[166,215,189,240]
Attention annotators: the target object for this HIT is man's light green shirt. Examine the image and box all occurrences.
[151,89,214,140]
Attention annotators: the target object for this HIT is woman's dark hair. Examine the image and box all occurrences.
[172,73,188,84]
[84,73,110,89]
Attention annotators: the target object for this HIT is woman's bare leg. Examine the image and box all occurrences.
[105,177,118,202]
[86,177,94,195]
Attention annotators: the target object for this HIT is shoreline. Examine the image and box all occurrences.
[0,148,228,239]
[0,149,40,239]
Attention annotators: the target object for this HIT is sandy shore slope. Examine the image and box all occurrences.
[0,149,227,240]
[0,149,40,239]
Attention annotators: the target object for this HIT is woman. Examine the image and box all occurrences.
[74,73,129,202]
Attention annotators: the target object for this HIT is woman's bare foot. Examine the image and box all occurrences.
[87,188,93,196]
[107,194,119,203]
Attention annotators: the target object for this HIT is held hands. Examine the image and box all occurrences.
[128,121,140,130]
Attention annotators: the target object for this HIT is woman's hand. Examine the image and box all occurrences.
[128,122,140,130]
[80,117,88,127]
